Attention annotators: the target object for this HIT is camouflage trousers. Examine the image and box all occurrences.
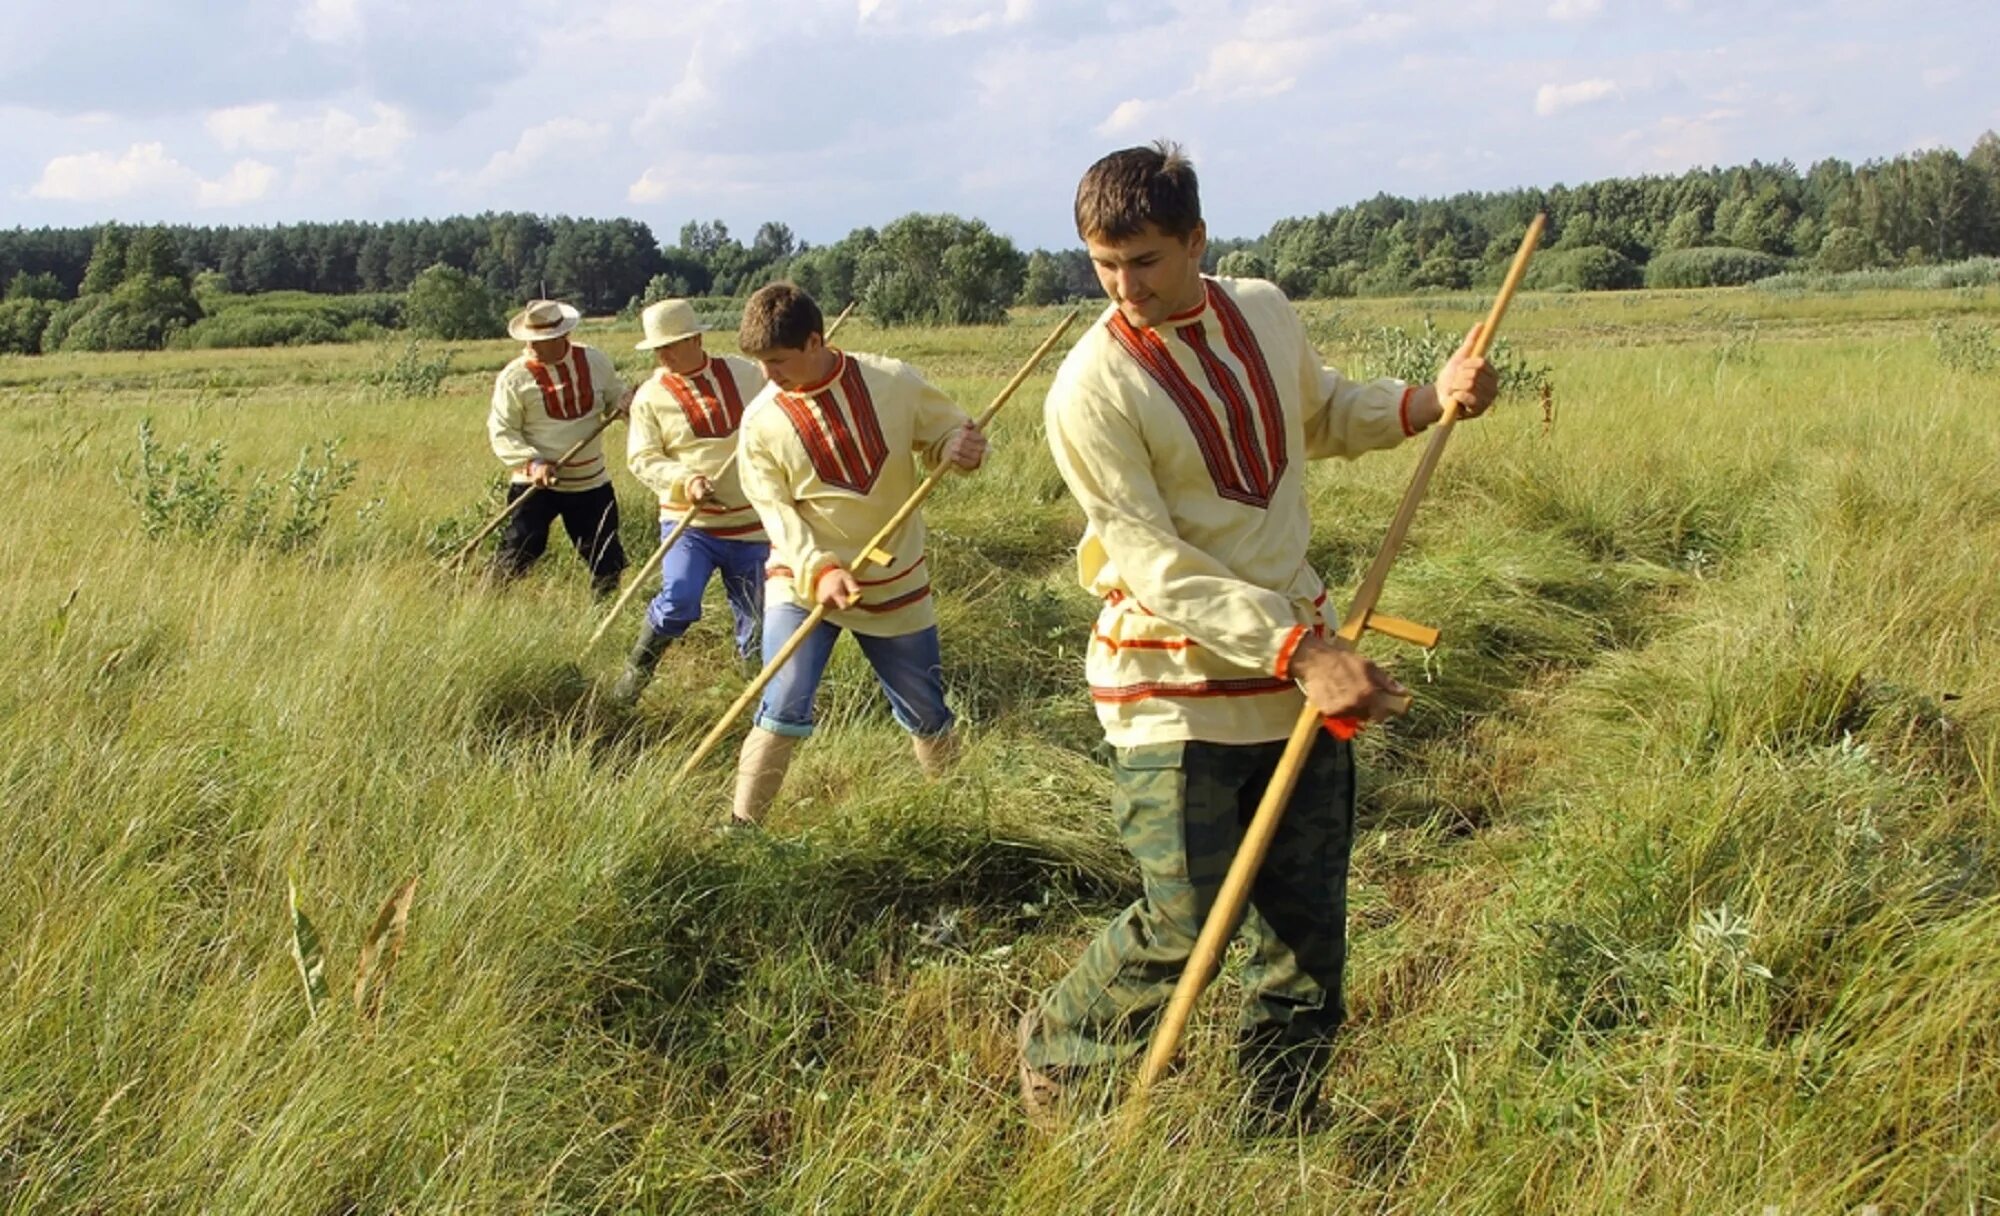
[1025,733,1356,1083]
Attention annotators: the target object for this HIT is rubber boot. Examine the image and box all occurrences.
[730,727,798,827]
[607,625,673,707]
[911,730,960,779]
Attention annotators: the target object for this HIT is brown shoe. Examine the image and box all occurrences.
[1017,1009,1066,1129]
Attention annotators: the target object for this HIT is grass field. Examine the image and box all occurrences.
[2,285,1997,1214]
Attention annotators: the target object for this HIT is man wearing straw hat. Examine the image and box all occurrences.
[1019,143,1498,1131]
[726,282,987,829]
[608,298,772,706]
[487,298,631,596]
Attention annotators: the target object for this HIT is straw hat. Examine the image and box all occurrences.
[507,299,581,342]
[635,298,706,350]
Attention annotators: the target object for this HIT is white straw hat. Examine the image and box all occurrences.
[635,298,706,350]
[507,299,581,342]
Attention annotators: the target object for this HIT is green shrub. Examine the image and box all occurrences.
[1931,320,1999,372]
[365,339,454,397]
[176,312,342,349]
[0,298,53,355]
[4,271,66,302]
[1643,247,1788,289]
[1753,257,2000,293]
[62,274,204,352]
[1525,245,1641,292]
[117,418,359,549]
[405,263,506,340]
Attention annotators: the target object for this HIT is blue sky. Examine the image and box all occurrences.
[4,0,1994,248]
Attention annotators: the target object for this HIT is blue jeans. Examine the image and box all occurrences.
[645,521,768,658]
[753,599,955,739]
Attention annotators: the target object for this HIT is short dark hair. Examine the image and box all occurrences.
[1074,140,1201,242]
[738,282,823,354]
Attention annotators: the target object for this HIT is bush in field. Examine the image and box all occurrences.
[1215,249,1272,281]
[1644,247,1788,288]
[404,262,506,340]
[174,292,404,350]
[1931,319,1999,372]
[0,299,53,355]
[1752,256,2000,293]
[1815,226,1878,273]
[364,339,454,397]
[1357,314,1555,402]
[1525,245,1642,292]
[857,214,1025,326]
[117,418,359,549]
[57,274,204,352]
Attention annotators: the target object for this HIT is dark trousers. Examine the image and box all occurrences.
[1026,733,1356,1091]
[492,482,627,593]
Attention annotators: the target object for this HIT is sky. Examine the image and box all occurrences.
[4,0,1995,249]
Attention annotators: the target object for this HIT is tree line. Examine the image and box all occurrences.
[2,133,1995,354]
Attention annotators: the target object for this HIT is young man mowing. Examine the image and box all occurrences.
[610,298,771,706]
[1021,142,1498,1130]
[728,283,987,828]
[487,299,630,596]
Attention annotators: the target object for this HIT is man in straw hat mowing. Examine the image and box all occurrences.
[1019,142,1498,1130]
[487,298,631,596]
[727,282,986,829]
[609,298,772,706]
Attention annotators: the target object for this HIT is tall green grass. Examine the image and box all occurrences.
[1,290,1995,1212]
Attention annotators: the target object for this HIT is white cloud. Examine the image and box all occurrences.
[1535,77,1618,117]
[855,0,1032,35]
[206,102,412,163]
[29,142,198,202]
[197,160,280,207]
[27,142,274,208]
[1921,65,1963,89]
[1548,0,1603,20]
[459,118,609,189]
[297,0,364,43]
[1194,39,1316,99]
[1097,97,1162,137]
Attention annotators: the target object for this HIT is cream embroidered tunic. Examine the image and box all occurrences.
[737,350,970,637]
[1044,276,1421,748]
[628,353,769,541]
[488,342,627,491]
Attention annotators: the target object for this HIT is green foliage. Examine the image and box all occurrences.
[1931,319,1999,371]
[403,262,506,340]
[5,271,66,302]
[858,213,1026,325]
[1353,314,1556,401]
[1214,249,1271,280]
[56,274,204,352]
[1643,246,1788,288]
[364,338,453,397]
[0,298,53,355]
[175,292,404,350]
[1753,256,2000,293]
[117,419,359,549]
[1815,226,1878,272]
[1019,249,1094,305]
[79,223,129,295]
[1523,245,1642,292]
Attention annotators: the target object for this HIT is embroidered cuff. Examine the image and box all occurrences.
[1273,624,1310,680]
[1398,385,1420,437]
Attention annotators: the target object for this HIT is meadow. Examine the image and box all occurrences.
[1,284,1996,1214]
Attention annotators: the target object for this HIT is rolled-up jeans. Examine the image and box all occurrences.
[752,598,955,739]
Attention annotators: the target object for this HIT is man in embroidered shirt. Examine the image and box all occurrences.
[1019,142,1498,1130]
[487,298,630,597]
[609,298,772,706]
[728,282,987,829]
